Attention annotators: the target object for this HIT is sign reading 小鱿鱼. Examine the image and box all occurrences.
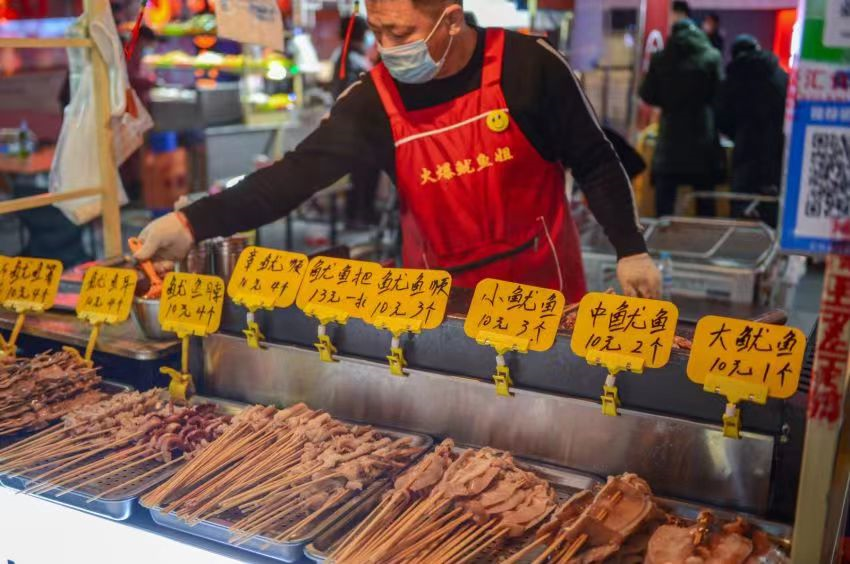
[366,268,452,331]
[296,257,381,321]
[2,257,62,312]
[687,316,806,399]
[571,293,679,369]
[159,273,225,337]
[227,246,308,311]
[77,267,138,324]
[464,279,565,352]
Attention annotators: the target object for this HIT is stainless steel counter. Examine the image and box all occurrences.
[0,310,180,361]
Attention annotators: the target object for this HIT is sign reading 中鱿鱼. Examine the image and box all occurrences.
[159,273,225,337]
[296,257,381,321]
[77,267,138,324]
[2,257,62,312]
[366,268,452,331]
[227,246,308,311]
[571,293,679,369]
[687,316,806,399]
[464,279,565,352]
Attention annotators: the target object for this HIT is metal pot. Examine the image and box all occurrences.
[212,234,250,284]
[132,297,172,341]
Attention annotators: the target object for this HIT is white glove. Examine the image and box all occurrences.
[133,212,195,263]
[617,253,662,299]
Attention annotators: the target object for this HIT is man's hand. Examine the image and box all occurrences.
[617,253,662,299]
[133,212,195,264]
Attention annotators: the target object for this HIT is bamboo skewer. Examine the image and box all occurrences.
[501,532,552,564]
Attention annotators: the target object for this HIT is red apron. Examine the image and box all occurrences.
[371,28,586,302]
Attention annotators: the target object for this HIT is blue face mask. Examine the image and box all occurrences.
[377,10,453,84]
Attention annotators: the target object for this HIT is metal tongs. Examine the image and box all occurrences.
[128,237,163,299]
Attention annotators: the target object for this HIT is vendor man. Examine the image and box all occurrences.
[135,0,661,301]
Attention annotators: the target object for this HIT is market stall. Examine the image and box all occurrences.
[0,237,828,563]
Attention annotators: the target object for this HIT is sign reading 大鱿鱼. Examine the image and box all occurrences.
[687,316,806,399]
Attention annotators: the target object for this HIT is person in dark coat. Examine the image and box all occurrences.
[702,13,725,57]
[716,35,788,227]
[639,1,724,217]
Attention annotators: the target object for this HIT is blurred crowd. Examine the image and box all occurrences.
[639,0,788,226]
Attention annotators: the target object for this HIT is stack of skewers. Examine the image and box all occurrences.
[0,350,105,437]
[330,439,558,564]
[141,403,426,545]
[0,389,232,501]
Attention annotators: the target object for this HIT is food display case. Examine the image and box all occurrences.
[0,250,834,563]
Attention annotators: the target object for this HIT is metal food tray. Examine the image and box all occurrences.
[0,393,243,521]
[303,447,603,563]
[147,425,434,563]
[304,451,793,563]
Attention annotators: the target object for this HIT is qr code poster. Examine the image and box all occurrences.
[795,125,850,238]
[824,0,850,47]
[781,101,850,255]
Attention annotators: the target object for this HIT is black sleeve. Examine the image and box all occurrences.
[182,77,393,241]
[534,41,648,259]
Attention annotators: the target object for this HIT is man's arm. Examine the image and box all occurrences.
[181,80,388,242]
[533,39,648,260]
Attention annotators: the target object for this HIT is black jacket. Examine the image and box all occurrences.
[639,20,724,177]
[716,50,788,192]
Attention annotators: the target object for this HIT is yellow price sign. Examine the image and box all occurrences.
[687,316,806,399]
[227,246,308,311]
[571,293,679,369]
[159,272,225,337]
[296,257,381,321]
[464,278,565,352]
[2,257,63,312]
[366,268,452,331]
[0,256,12,300]
[77,267,138,325]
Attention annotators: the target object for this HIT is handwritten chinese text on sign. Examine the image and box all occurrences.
[77,267,138,324]
[464,279,566,352]
[159,273,225,337]
[227,246,308,311]
[687,316,806,399]
[2,258,62,312]
[366,268,452,331]
[296,257,381,320]
[571,293,679,368]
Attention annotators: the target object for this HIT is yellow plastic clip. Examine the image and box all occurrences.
[703,374,768,440]
[475,332,528,397]
[62,345,94,369]
[243,312,265,350]
[722,403,742,440]
[493,362,514,397]
[0,312,27,358]
[388,345,407,376]
[586,351,645,416]
[315,325,337,363]
[161,367,193,402]
[600,375,621,417]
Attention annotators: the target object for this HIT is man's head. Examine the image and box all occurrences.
[671,1,691,24]
[364,0,464,50]
[702,12,720,35]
